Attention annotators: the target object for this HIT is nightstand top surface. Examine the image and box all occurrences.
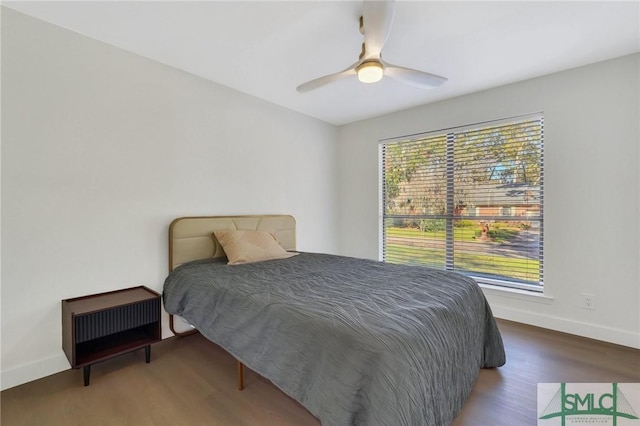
[63,286,159,315]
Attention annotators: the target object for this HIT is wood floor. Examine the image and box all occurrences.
[2,319,638,425]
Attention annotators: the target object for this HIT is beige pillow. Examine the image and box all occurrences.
[213,230,298,265]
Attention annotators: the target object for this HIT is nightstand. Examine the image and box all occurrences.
[62,286,162,386]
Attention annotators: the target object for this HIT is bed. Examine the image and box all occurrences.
[163,215,506,426]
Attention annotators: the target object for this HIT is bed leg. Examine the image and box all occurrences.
[237,360,244,391]
[169,314,198,337]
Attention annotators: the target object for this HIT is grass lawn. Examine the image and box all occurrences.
[385,228,540,283]
[386,226,477,241]
[386,224,521,243]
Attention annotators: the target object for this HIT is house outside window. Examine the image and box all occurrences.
[501,206,514,216]
[380,114,544,291]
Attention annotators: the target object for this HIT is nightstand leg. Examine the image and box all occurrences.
[83,365,91,386]
[145,345,151,363]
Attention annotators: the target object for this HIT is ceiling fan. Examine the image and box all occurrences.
[296,0,447,93]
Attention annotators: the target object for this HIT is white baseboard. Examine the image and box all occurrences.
[490,304,640,349]
[1,353,70,391]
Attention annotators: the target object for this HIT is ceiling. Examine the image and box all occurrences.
[4,1,639,126]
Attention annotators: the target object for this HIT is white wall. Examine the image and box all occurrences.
[336,54,640,349]
[1,8,338,390]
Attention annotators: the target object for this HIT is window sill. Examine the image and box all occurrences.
[479,283,554,304]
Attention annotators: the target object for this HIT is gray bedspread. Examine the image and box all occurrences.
[163,252,505,426]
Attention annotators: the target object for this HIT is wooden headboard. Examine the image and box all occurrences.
[168,215,296,272]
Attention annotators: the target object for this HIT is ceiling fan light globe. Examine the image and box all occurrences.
[356,61,384,83]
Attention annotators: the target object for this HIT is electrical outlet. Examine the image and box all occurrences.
[581,293,595,310]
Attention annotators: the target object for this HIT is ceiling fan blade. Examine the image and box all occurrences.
[296,64,358,93]
[362,0,395,59]
[383,62,448,89]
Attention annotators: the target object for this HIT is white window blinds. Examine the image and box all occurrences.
[380,114,544,291]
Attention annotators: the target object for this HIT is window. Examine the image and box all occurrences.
[380,114,544,291]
